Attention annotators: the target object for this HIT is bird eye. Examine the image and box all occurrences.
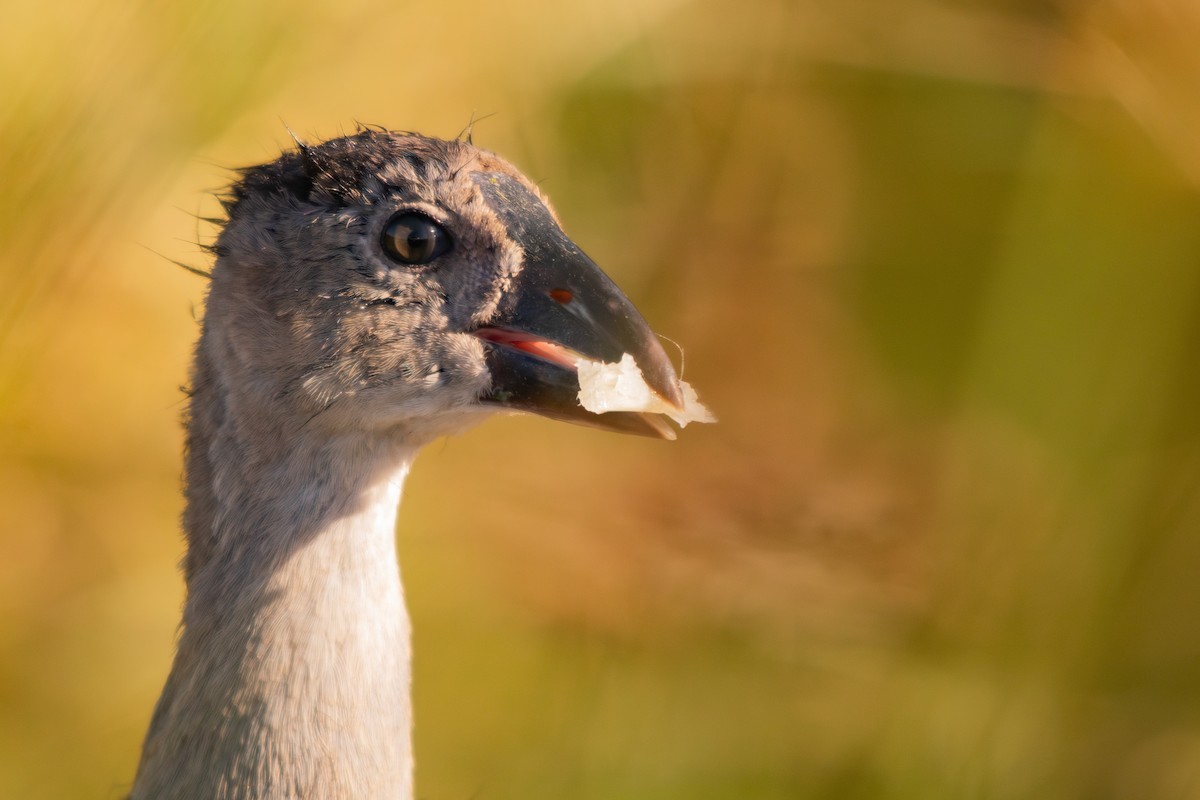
[381,212,452,265]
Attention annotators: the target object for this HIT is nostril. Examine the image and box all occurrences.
[549,288,573,304]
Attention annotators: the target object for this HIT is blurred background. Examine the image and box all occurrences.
[3,0,1200,797]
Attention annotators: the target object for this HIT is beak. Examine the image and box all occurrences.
[470,173,683,439]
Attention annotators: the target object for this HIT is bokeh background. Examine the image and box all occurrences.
[3,0,1200,797]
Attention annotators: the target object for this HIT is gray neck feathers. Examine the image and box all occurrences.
[132,344,418,800]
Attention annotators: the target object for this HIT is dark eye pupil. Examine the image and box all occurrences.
[382,212,450,265]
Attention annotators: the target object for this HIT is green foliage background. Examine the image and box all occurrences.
[2,1,1199,797]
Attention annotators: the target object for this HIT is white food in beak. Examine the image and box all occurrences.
[575,353,716,428]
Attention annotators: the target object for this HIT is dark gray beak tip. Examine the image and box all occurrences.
[640,352,686,411]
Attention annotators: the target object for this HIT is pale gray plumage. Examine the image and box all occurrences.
[131,130,682,800]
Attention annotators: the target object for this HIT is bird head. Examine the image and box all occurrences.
[201,130,682,446]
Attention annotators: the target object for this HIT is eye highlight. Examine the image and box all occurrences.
[381,212,452,265]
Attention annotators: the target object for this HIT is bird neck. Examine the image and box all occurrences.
[132,381,420,800]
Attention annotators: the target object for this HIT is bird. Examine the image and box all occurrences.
[130,129,687,799]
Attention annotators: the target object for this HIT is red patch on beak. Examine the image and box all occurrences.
[472,328,579,371]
